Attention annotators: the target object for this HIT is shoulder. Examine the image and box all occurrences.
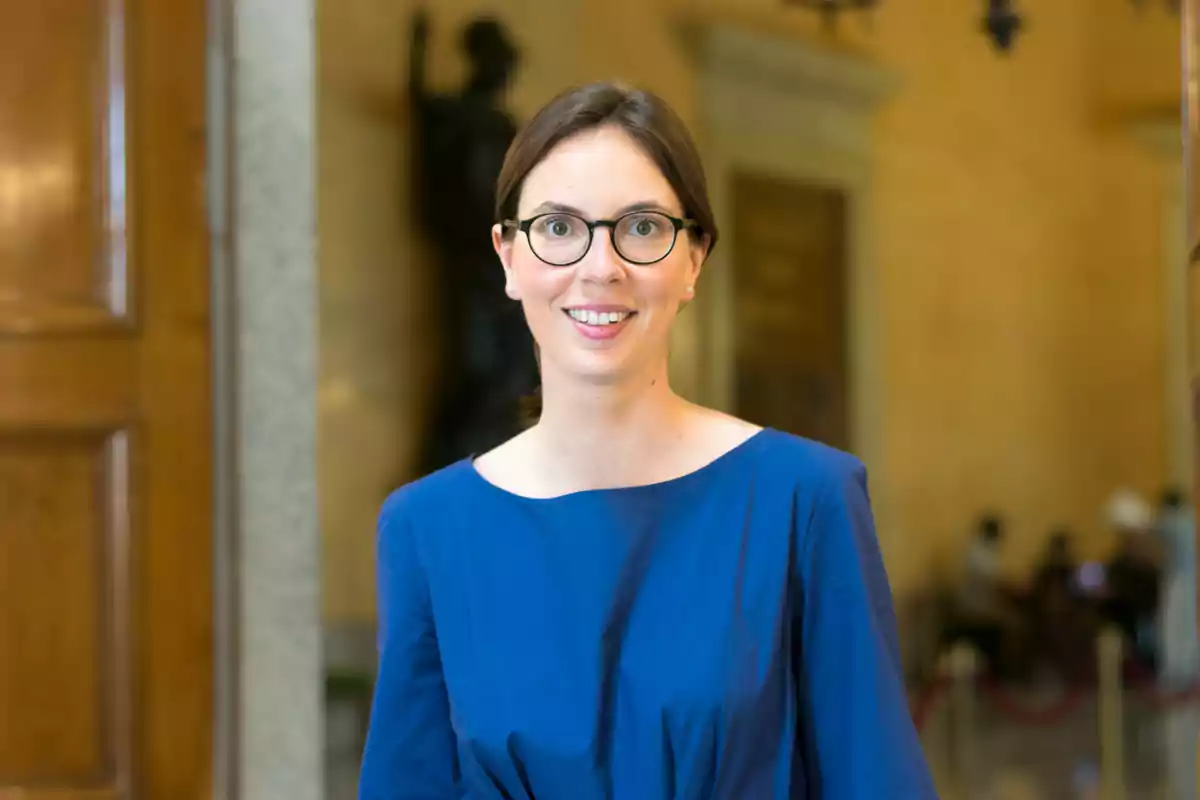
[375,461,492,584]
[682,403,868,508]
[758,436,887,597]
[378,459,479,535]
[753,428,868,495]
[689,405,864,491]
[749,431,875,566]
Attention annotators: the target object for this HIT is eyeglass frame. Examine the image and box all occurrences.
[501,211,701,267]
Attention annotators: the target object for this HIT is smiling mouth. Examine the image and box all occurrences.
[563,309,636,327]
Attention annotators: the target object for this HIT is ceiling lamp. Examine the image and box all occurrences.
[784,0,879,29]
[982,0,1022,53]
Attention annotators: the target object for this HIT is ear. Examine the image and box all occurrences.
[493,224,521,300]
[683,233,710,301]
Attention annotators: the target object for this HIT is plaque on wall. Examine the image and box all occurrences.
[731,172,850,450]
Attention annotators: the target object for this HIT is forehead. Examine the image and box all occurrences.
[519,126,681,215]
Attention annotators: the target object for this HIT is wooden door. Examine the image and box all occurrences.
[731,173,850,450]
[0,1,212,798]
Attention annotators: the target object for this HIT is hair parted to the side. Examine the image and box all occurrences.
[495,81,719,251]
[496,82,719,426]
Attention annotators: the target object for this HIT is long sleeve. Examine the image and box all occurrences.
[359,491,461,799]
[794,457,937,798]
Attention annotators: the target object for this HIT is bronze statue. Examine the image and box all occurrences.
[409,11,539,474]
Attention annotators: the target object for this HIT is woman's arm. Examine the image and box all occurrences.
[359,491,460,799]
[794,456,938,798]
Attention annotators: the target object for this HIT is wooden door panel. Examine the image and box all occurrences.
[0,0,211,798]
[0,432,130,790]
[0,343,135,425]
[0,0,130,332]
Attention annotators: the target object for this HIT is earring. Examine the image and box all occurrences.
[505,285,519,299]
[685,285,695,299]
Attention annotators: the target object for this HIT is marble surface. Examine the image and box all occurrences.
[919,683,1197,799]
[228,0,322,798]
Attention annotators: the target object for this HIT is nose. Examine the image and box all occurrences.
[577,228,626,284]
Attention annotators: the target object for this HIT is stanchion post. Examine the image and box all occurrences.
[948,642,979,800]
[1097,627,1126,800]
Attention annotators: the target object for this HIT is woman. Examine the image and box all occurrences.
[360,82,935,799]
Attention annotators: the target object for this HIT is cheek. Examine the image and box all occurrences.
[639,258,693,306]
[511,257,572,312]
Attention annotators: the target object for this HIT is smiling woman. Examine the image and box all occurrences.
[358,82,936,799]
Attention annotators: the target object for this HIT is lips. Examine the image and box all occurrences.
[565,308,632,326]
[562,307,636,341]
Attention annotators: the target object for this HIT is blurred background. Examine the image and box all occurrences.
[2,0,1197,799]
[319,1,1196,796]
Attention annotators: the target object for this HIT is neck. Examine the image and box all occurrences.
[531,359,692,481]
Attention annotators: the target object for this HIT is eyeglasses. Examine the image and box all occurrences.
[502,211,699,267]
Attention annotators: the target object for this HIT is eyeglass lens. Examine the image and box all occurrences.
[527,212,678,265]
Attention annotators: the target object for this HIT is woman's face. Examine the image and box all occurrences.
[492,125,707,385]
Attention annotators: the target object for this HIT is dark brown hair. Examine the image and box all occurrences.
[496,81,718,251]
[497,82,719,425]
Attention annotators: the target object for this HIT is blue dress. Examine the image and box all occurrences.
[359,429,936,799]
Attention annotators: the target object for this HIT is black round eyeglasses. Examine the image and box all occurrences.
[502,210,699,267]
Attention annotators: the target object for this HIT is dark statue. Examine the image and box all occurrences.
[409,11,539,474]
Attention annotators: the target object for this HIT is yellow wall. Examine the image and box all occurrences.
[318,0,1181,621]
[318,0,428,622]
[867,1,1178,588]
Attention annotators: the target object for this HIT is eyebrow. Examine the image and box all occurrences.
[526,200,682,218]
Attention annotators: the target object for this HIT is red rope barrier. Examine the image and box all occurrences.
[977,677,1091,727]
[909,675,952,733]
[911,643,1200,734]
[1136,681,1200,709]
[1123,659,1200,710]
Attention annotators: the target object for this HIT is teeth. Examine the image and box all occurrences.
[568,309,630,326]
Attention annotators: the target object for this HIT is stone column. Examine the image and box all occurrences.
[209,0,322,798]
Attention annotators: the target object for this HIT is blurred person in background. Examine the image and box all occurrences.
[950,514,1022,679]
[1155,488,1198,688]
[1100,489,1161,669]
[359,82,935,798]
[1028,529,1092,682]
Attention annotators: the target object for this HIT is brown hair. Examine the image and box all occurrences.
[496,82,719,425]
[496,81,718,251]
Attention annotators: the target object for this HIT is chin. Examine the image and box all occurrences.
[535,316,667,384]
[540,343,641,385]
[568,352,637,384]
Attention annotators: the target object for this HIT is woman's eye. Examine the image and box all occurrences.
[629,216,660,236]
[539,216,577,238]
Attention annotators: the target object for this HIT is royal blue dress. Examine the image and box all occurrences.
[359,429,936,799]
